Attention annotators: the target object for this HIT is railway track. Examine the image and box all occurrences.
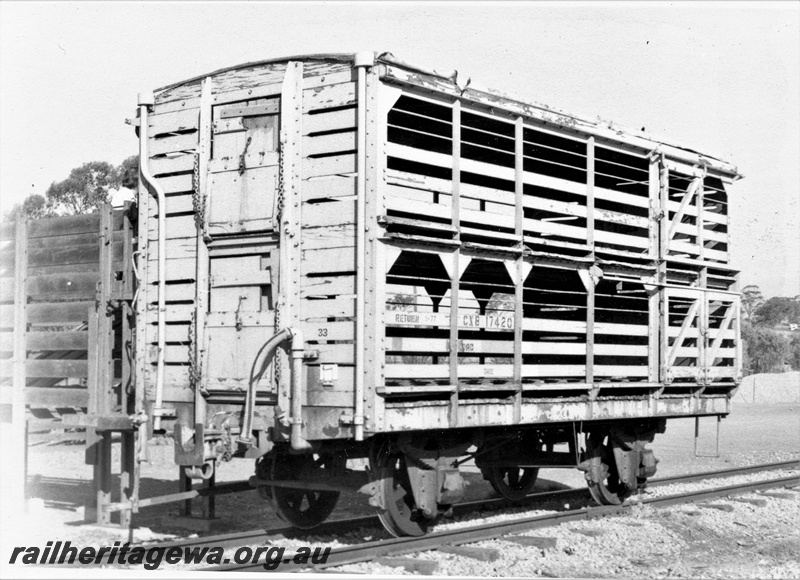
[135,459,798,571]
[214,473,799,572]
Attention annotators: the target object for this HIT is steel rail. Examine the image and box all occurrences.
[138,459,798,553]
[216,474,799,573]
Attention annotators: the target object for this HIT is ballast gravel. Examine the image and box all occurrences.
[333,488,800,578]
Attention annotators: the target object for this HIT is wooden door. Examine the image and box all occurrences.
[208,97,280,236]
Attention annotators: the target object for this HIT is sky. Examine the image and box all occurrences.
[1,1,798,297]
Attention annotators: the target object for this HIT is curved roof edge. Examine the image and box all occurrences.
[154,52,358,93]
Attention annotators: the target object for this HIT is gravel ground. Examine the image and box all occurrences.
[1,391,798,578]
[334,489,800,578]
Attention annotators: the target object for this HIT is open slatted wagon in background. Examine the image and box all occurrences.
[1,52,743,536]
[0,206,136,524]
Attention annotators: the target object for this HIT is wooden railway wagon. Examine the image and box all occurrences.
[134,52,742,536]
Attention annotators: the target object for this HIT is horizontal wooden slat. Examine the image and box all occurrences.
[302,246,355,274]
[150,132,198,156]
[26,331,88,351]
[301,225,355,250]
[301,319,354,342]
[147,193,195,217]
[593,186,650,210]
[303,199,356,227]
[314,342,355,364]
[147,215,197,240]
[301,274,355,297]
[3,301,93,326]
[146,237,197,262]
[149,153,194,176]
[303,107,357,135]
[521,318,587,334]
[303,82,356,113]
[145,257,197,282]
[209,151,279,173]
[385,363,607,379]
[303,296,355,320]
[157,174,195,195]
[145,303,195,323]
[386,337,649,358]
[27,214,100,239]
[0,359,89,378]
[669,367,701,378]
[27,301,92,324]
[205,310,275,328]
[303,131,356,156]
[306,154,356,178]
[524,217,587,242]
[0,386,88,407]
[27,272,98,298]
[303,175,357,201]
[145,323,190,344]
[149,108,200,134]
[211,269,271,288]
[592,366,650,377]
[385,196,451,221]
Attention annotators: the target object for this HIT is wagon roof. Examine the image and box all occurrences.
[156,51,740,178]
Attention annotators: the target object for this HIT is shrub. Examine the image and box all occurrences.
[741,323,790,375]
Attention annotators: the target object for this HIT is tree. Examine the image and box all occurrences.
[117,155,139,191]
[789,334,800,371]
[741,323,790,375]
[754,297,800,327]
[741,285,764,322]
[2,194,52,221]
[22,194,50,219]
[45,161,120,216]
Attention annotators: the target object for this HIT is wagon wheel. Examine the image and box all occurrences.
[373,448,429,537]
[262,452,342,529]
[488,464,539,502]
[583,432,628,506]
[477,439,541,502]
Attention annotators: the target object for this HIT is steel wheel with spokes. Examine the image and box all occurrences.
[583,432,628,506]
[488,464,539,502]
[265,452,341,529]
[373,449,429,537]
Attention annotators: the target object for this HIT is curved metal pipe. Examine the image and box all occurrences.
[138,92,167,431]
[238,327,309,451]
[239,328,293,445]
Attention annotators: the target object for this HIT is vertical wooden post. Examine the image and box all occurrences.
[86,206,114,525]
[697,174,705,261]
[10,213,28,511]
[201,468,216,519]
[658,157,670,384]
[585,137,596,387]
[647,157,661,383]
[448,99,461,428]
[513,117,524,423]
[698,268,708,388]
[119,205,136,528]
[195,78,213,430]
[363,66,383,435]
[180,468,193,517]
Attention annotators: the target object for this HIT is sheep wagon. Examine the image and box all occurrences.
[133,52,742,536]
